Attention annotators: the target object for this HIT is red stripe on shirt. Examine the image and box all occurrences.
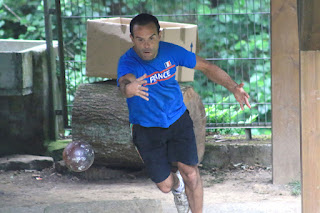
[144,73,176,86]
[145,65,176,78]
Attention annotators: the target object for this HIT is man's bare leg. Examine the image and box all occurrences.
[156,171,190,213]
[177,162,203,213]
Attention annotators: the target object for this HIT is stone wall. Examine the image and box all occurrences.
[0,40,63,156]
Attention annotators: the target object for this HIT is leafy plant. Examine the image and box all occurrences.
[0,0,46,39]
[289,181,301,196]
[205,97,258,134]
[0,0,271,134]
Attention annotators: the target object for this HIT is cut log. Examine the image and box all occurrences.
[180,85,206,164]
[72,80,206,169]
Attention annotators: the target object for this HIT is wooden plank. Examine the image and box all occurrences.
[299,0,320,50]
[301,51,320,212]
[271,0,301,184]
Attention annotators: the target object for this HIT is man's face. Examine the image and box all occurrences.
[130,22,162,61]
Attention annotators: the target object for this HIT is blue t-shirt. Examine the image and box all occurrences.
[117,41,197,128]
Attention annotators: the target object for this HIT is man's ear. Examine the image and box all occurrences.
[159,31,162,40]
[130,34,134,42]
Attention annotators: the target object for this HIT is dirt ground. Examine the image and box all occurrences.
[0,164,300,210]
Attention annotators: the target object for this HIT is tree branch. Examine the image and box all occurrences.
[3,3,28,27]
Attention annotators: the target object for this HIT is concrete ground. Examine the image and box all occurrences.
[0,199,301,213]
[0,166,301,213]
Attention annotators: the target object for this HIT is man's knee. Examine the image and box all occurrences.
[157,184,172,193]
[156,174,174,193]
[178,164,200,189]
[185,169,199,183]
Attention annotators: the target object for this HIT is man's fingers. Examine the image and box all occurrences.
[245,98,251,109]
[234,83,251,110]
[137,74,147,81]
[140,86,148,91]
[239,102,244,110]
[139,93,149,101]
[139,91,149,97]
[136,87,149,101]
[138,74,147,79]
[140,80,147,85]
[237,96,251,110]
[131,74,149,100]
[141,96,149,101]
[239,98,251,110]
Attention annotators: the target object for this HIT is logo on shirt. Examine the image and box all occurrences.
[164,60,172,68]
[144,63,176,86]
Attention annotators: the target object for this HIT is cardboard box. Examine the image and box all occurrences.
[86,17,197,82]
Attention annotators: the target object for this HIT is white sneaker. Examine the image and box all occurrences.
[172,171,190,213]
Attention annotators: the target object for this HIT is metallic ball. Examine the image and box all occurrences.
[62,141,94,172]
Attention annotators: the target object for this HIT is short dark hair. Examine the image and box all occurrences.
[130,13,160,37]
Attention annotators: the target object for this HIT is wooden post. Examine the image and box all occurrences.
[271,0,301,184]
[300,51,320,212]
[298,1,320,51]
[297,0,320,211]
[245,128,252,140]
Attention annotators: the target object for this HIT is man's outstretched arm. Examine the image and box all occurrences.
[194,55,251,110]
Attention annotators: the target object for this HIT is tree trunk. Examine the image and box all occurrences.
[72,80,206,169]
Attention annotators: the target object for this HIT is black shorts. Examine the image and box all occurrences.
[132,110,199,183]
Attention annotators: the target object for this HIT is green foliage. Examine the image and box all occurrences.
[0,0,271,133]
[206,97,258,124]
[289,181,301,196]
[205,96,258,134]
[0,0,46,39]
[45,139,71,161]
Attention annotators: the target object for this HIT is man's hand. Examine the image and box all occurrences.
[119,74,149,101]
[232,83,251,110]
[195,56,251,110]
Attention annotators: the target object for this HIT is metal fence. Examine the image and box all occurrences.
[54,0,271,131]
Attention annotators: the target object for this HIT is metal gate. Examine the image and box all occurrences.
[52,0,271,133]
